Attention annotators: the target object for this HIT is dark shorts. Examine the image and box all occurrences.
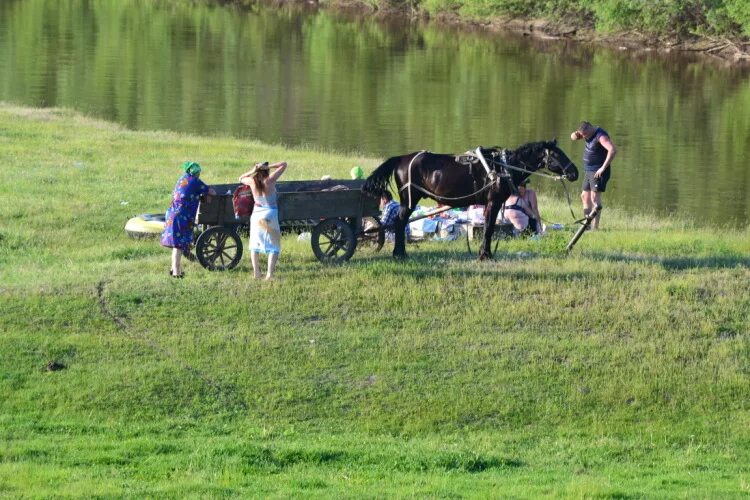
[582,167,611,192]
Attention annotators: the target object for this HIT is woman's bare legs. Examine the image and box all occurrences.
[250,251,262,279]
[266,253,279,280]
[171,248,182,276]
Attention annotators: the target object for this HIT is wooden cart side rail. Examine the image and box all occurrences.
[209,179,367,195]
[198,180,380,226]
[278,190,379,221]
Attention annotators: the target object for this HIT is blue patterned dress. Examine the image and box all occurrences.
[160,173,209,252]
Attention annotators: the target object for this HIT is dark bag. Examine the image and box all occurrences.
[232,185,254,218]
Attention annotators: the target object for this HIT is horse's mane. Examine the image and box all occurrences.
[483,140,548,162]
[508,141,548,160]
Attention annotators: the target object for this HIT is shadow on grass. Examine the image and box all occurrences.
[346,243,748,280]
[345,246,587,281]
[236,445,524,473]
[584,251,749,270]
[360,245,554,263]
[426,453,525,473]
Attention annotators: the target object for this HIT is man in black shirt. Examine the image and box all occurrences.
[571,121,618,230]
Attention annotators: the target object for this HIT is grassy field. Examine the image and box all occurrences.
[1,103,749,497]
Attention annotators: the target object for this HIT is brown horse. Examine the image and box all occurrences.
[363,140,578,260]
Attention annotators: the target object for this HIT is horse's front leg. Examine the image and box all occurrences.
[479,202,502,260]
[393,204,415,259]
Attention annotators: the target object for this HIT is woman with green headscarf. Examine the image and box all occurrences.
[161,161,215,277]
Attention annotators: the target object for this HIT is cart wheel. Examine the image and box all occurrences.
[312,218,356,264]
[375,227,385,252]
[358,224,385,254]
[196,226,243,271]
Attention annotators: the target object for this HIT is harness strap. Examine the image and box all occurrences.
[400,150,427,208]
[500,150,512,177]
[474,147,497,183]
[500,157,519,195]
[401,181,494,202]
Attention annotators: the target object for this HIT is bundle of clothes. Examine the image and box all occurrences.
[407,203,546,242]
[407,206,468,241]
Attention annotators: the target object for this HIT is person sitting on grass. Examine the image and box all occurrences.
[502,180,541,236]
[379,191,410,242]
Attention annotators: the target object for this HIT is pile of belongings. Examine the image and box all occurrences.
[408,206,469,241]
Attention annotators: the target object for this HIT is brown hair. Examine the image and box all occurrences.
[253,169,269,195]
[577,121,594,133]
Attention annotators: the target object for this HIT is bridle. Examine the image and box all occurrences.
[489,147,575,182]
[545,148,577,181]
[489,147,579,220]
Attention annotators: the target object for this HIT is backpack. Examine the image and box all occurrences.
[232,184,254,219]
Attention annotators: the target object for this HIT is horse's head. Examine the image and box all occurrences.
[494,140,578,182]
[540,139,578,181]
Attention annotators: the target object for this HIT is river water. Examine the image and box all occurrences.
[1,0,749,226]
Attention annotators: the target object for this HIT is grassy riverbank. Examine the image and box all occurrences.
[1,103,749,496]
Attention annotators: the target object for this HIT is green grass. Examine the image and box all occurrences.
[1,103,749,497]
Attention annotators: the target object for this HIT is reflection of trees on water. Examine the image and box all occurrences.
[0,0,748,225]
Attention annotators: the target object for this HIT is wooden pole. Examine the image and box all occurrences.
[406,205,454,225]
[566,206,601,252]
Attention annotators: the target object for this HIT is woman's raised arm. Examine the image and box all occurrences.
[268,161,288,183]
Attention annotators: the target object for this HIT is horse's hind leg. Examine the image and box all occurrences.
[393,197,418,259]
[479,201,502,260]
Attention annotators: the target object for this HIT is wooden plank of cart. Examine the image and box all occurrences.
[192,179,383,270]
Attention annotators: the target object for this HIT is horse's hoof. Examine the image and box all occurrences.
[393,253,408,261]
[478,253,492,261]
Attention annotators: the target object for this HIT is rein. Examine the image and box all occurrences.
[556,176,579,221]
[490,155,579,222]
[490,156,569,181]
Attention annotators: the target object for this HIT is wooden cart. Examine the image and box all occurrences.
[193,179,382,270]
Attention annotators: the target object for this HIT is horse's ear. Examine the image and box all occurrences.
[551,137,557,146]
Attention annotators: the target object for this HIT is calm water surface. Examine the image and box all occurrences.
[1,0,749,226]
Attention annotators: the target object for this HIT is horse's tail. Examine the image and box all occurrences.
[363,156,401,196]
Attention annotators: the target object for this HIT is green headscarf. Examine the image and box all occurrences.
[350,166,364,180]
[182,161,202,176]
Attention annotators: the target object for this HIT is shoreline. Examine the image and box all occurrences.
[484,17,750,64]
[274,0,750,65]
